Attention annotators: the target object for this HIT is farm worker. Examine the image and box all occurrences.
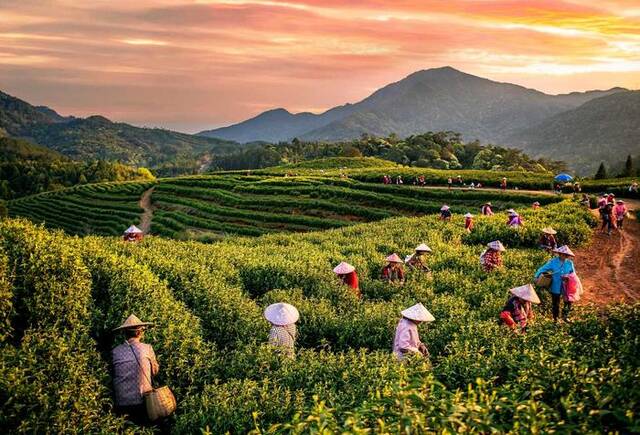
[500,284,539,334]
[600,203,616,236]
[630,181,638,193]
[607,193,615,204]
[333,261,360,299]
[614,200,628,230]
[406,244,432,272]
[480,240,505,272]
[500,177,507,191]
[464,213,474,232]
[381,253,405,283]
[534,245,576,322]
[396,175,403,185]
[440,205,452,221]
[112,314,159,424]
[532,201,540,210]
[580,194,591,208]
[597,194,607,209]
[393,303,435,360]
[264,302,299,358]
[507,210,523,227]
[481,202,494,216]
[447,177,453,190]
[539,227,558,250]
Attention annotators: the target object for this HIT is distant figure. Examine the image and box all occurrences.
[264,303,299,358]
[456,175,463,185]
[419,175,426,186]
[469,182,475,189]
[539,227,558,250]
[507,210,523,227]
[447,177,453,190]
[440,205,452,221]
[112,314,159,425]
[333,261,360,299]
[614,200,628,230]
[629,181,638,193]
[534,246,576,322]
[405,244,432,272]
[464,213,474,233]
[500,177,507,191]
[381,253,405,284]
[481,202,494,216]
[532,201,540,210]
[500,284,539,334]
[123,225,144,242]
[480,240,505,272]
[607,193,615,204]
[476,182,483,188]
[392,303,435,361]
[580,194,590,208]
[573,182,581,193]
[600,203,616,236]
[396,175,403,185]
[597,194,607,209]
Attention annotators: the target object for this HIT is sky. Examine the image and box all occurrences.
[1,0,639,133]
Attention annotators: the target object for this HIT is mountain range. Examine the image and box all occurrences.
[0,91,238,167]
[199,67,637,174]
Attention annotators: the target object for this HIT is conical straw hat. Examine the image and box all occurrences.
[440,205,450,211]
[264,303,299,326]
[404,254,414,264]
[509,284,541,304]
[464,213,474,218]
[386,253,403,263]
[124,225,143,234]
[333,261,355,275]
[415,243,432,252]
[113,314,154,331]
[553,245,575,257]
[541,227,557,235]
[533,201,540,205]
[506,209,516,214]
[487,240,506,252]
[401,303,435,322]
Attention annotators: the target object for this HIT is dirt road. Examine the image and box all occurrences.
[575,199,640,306]
[138,187,155,234]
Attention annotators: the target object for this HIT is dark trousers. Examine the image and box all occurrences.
[551,293,572,321]
[116,404,148,426]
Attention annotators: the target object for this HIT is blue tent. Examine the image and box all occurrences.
[554,173,573,182]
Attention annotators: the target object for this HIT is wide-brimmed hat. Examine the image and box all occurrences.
[506,208,516,214]
[464,212,474,218]
[124,225,143,234]
[509,284,541,304]
[401,303,435,322]
[386,253,403,263]
[113,314,154,331]
[440,205,450,211]
[553,245,575,257]
[533,201,540,206]
[264,303,299,326]
[542,227,557,235]
[487,240,506,252]
[415,243,432,252]
[609,193,615,197]
[484,202,492,206]
[616,200,625,204]
[333,261,355,275]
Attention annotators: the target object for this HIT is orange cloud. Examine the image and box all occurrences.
[1,0,638,132]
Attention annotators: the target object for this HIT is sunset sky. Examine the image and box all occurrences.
[1,0,639,132]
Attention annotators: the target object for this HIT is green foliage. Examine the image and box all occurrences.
[595,162,608,179]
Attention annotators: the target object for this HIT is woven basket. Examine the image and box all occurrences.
[535,273,552,289]
[144,386,176,421]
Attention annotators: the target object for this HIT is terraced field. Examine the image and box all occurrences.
[8,169,561,240]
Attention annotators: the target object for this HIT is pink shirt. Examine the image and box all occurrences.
[112,338,159,406]
[392,318,423,360]
[614,204,627,218]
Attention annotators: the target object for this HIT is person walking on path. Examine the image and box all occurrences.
[500,177,507,191]
[112,315,159,425]
[534,245,576,322]
[333,261,361,299]
[499,284,540,334]
[392,303,435,361]
[614,200,628,230]
[265,303,299,358]
[600,203,616,235]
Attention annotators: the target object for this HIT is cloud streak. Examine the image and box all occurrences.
[1,0,638,132]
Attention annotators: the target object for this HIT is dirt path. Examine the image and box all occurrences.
[574,199,640,306]
[138,187,155,234]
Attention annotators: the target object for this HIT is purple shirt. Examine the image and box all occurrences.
[392,318,423,360]
[112,338,159,406]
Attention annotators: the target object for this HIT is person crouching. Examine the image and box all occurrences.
[264,302,299,358]
[500,284,540,334]
[393,303,435,361]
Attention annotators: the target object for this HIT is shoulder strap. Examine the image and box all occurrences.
[128,342,154,388]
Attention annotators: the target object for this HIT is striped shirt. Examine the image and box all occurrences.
[112,339,159,406]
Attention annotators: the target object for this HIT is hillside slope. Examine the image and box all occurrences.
[509,91,640,175]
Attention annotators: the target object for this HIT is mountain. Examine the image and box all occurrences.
[0,91,240,166]
[0,136,67,162]
[508,91,640,175]
[198,67,626,146]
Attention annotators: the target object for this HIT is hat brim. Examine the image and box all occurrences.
[112,322,154,332]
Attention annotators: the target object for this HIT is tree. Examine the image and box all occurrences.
[621,155,634,177]
[595,162,608,179]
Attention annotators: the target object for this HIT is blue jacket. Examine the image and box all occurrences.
[534,257,575,295]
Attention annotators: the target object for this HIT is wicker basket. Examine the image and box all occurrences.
[144,386,176,421]
[535,272,552,289]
